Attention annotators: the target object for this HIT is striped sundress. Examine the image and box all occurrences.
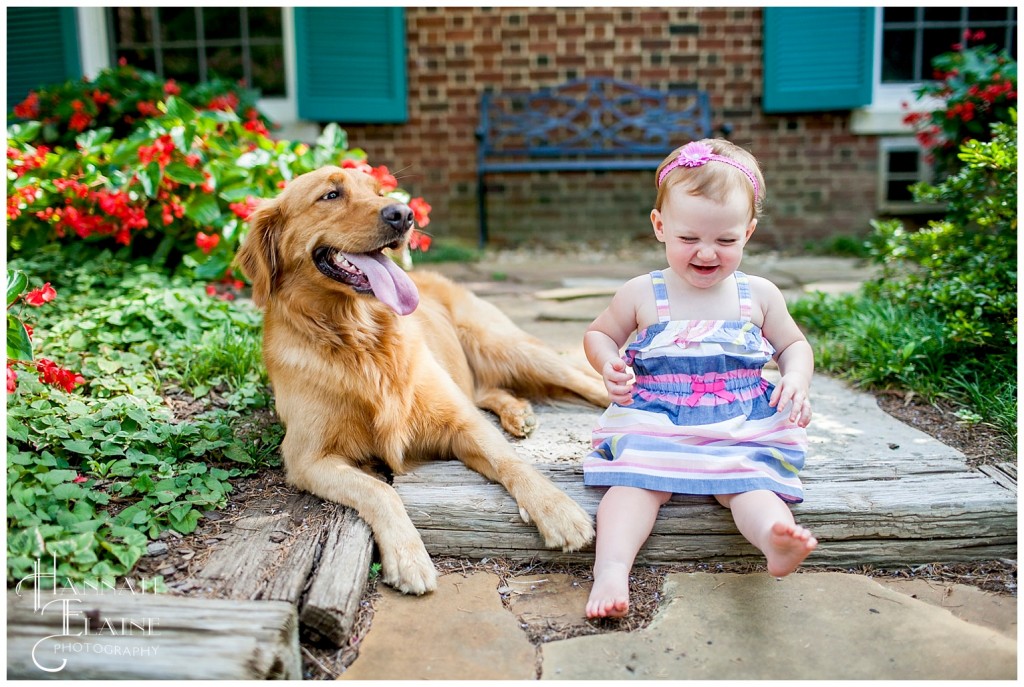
[583,270,806,502]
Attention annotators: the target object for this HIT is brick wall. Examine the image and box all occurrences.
[340,7,880,249]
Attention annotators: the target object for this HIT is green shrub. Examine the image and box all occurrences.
[8,73,432,281]
[10,60,272,148]
[868,114,1017,350]
[794,113,1017,443]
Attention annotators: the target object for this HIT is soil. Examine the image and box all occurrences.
[874,391,1014,469]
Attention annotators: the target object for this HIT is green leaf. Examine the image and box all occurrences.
[193,254,231,280]
[37,469,79,486]
[138,162,162,198]
[8,121,43,143]
[183,193,222,225]
[52,483,87,501]
[62,439,95,454]
[7,314,33,362]
[236,149,271,169]
[75,127,113,152]
[169,508,201,534]
[221,443,254,465]
[165,162,206,186]
[7,269,28,306]
[317,122,348,152]
[164,96,198,122]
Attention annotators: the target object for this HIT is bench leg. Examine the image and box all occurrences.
[477,173,488,247]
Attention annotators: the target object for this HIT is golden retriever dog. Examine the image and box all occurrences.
[235,166,608,594]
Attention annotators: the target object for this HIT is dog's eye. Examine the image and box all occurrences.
[321,190,340,201]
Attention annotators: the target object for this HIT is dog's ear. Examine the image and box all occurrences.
[235,199,281,308]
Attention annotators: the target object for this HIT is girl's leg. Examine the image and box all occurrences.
[715,490,818,577]
[587,486,672,619]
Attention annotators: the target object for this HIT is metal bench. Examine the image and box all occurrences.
[475,77,725,245]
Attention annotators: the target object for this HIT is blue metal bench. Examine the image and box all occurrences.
[475,77,724,245]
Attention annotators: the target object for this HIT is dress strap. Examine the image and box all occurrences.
[734,271,753,322]
[650,271,672,323]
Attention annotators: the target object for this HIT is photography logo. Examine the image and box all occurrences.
[14,556,161,673]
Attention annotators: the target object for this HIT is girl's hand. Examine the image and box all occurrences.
[602,359,636,406]
[769,374,812,427]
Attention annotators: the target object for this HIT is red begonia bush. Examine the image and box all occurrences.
[8,68,431,281]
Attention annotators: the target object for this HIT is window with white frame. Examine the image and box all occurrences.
[107,7,286,96]
[877,137,944,213]
[881,7,1017,83]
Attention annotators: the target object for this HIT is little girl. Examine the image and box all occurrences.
[582,139,818,619]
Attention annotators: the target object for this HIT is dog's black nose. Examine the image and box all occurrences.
[381,204,414,233]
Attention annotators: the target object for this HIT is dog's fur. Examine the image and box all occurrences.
[235,166,608,594]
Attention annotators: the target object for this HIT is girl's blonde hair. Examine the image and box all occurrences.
[654,138,765,219]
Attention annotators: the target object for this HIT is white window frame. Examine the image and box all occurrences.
[851,8,943,135]
[74,7,317,140]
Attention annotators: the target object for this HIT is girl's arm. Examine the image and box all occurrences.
[584,276,645,405]
[751,277,814,426]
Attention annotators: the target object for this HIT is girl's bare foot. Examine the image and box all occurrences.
[586,562,630,619]
[764,522,817,577]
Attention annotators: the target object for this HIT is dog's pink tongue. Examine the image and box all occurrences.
[342,251,419,315]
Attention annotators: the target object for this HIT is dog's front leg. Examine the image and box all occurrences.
[449,416,595,552]
[287,456,437,595]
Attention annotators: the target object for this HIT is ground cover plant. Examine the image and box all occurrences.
[793,39,1016,445]
[7,67,431,585]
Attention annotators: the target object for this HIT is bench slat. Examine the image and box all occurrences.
[476,77,717,245]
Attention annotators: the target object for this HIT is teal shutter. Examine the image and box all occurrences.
[762,7,875,113]
[294,8,407,123]
[7,8,82,107]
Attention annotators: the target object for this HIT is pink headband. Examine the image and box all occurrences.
[657,141,760,199]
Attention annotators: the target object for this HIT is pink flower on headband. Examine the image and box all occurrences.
[657,141,761,199]
[677,141,714,167]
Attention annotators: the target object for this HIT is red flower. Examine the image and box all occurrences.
[196,232,221,254]
[69,112,92,132]
[409,197,432,227]
[23,283,57,307]
[205,284,218,296]
[229,196,260,220]
[73,474,89,484]
[342,158,373,174]
[408,229,432,252]
[35,358,85,393]
[206,93,240,112]
[370,165,398,192]
[137,100,161,117]
[13,92,40,119]
[138,134,175,169]
[7,365,18,394]
[164,79,181,96]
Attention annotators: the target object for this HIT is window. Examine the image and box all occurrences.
[881,7,1017,83]
[107,8,286,96]
[877,137,942,213]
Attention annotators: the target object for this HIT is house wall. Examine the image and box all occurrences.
[323,7,880,249]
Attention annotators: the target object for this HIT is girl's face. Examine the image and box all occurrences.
[650,185,756,289]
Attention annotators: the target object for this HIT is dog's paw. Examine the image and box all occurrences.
[380,541,438,595]
[530,491,595,552]
[500,403,537,438]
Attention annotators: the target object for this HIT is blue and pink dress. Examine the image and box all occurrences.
[583,270,806,502]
